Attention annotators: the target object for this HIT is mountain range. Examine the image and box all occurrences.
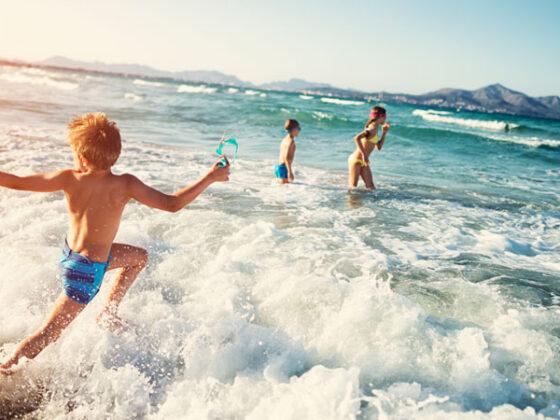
[37,56,249,86]
[372,84,560,120]
[2,56,559,120]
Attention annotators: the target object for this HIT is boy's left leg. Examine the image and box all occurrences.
[96,243,148,330]
[0,293,85,372]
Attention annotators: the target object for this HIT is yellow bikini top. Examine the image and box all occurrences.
[365,126,379,144]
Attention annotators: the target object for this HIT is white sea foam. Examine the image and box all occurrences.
[321,97,364,106]
[1,128,557,418]
[0,81,559,419]
[424,110,452,115]
[0,70,79,91]
[133,79,164,87]
[227,87,239,93]
[312,111,333,120]
[300,95,314,100]
[484,134,560,148]
[413,109,519,131]
[84,75,105,82]
[244,89,260,95]
[124,92,142,101]
[177,84,218,94]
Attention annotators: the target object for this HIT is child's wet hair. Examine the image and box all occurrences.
[284,119,300,132]
[67,113,121,169]
[364,106,386,128]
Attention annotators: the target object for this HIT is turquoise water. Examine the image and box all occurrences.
[0,65,559,419]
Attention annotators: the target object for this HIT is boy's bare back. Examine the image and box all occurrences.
[61,169,134,262]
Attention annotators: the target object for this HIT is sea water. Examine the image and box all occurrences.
[0,64,559,419]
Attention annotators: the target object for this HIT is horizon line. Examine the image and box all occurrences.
[2,54,558,100]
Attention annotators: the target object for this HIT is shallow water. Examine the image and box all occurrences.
[0,64,559,419]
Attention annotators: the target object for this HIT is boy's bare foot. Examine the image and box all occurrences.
[96,312,127,332]
[0,366,15,376]
[0,358,18,375]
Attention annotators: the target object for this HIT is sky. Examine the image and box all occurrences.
[1,0,559,96]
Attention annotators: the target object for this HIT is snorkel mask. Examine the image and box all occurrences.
[216,138,238,167]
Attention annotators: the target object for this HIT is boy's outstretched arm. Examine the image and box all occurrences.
[126,161,229,212]
[0,170,71,192]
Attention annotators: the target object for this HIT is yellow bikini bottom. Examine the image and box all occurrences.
[348,155,369,167]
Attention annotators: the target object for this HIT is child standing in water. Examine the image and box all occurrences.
[348,106,390,189]
[275,119,301,184]
[0,112,229,373]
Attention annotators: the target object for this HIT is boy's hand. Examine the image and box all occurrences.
[208,158,230,182]
[382,122,390,134]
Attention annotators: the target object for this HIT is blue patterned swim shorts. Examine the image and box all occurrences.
[59,239,111,305]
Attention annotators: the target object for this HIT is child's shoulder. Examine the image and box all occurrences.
[55,168,80,181]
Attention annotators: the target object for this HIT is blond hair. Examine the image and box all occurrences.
[67,112,121,169]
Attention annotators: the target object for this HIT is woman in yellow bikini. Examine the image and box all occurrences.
[348,106,390,189]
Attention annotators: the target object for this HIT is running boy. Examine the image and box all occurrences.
[274,119,300,184]
[0,112,229,372]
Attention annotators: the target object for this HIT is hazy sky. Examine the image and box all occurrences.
[1,0,559,96]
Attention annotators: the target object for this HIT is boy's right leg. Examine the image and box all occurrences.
[96,243,148,330]
[0,293,85,372]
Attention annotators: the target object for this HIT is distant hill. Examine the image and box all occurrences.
[259,78,333,91]
[1,56,559,120]
[306,83,560,120]
[408,84,560,120]
[37,56,252,87]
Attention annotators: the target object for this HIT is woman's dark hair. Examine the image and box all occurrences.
[364,106,386,128]
[284,119,300,131]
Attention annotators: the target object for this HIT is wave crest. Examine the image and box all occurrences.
[413,109,519,131]
[0,71,79,91]
[177,84,217,94]
[133,79,164,87]
[321,97,364,106]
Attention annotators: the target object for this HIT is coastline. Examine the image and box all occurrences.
[2,58,559,122]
